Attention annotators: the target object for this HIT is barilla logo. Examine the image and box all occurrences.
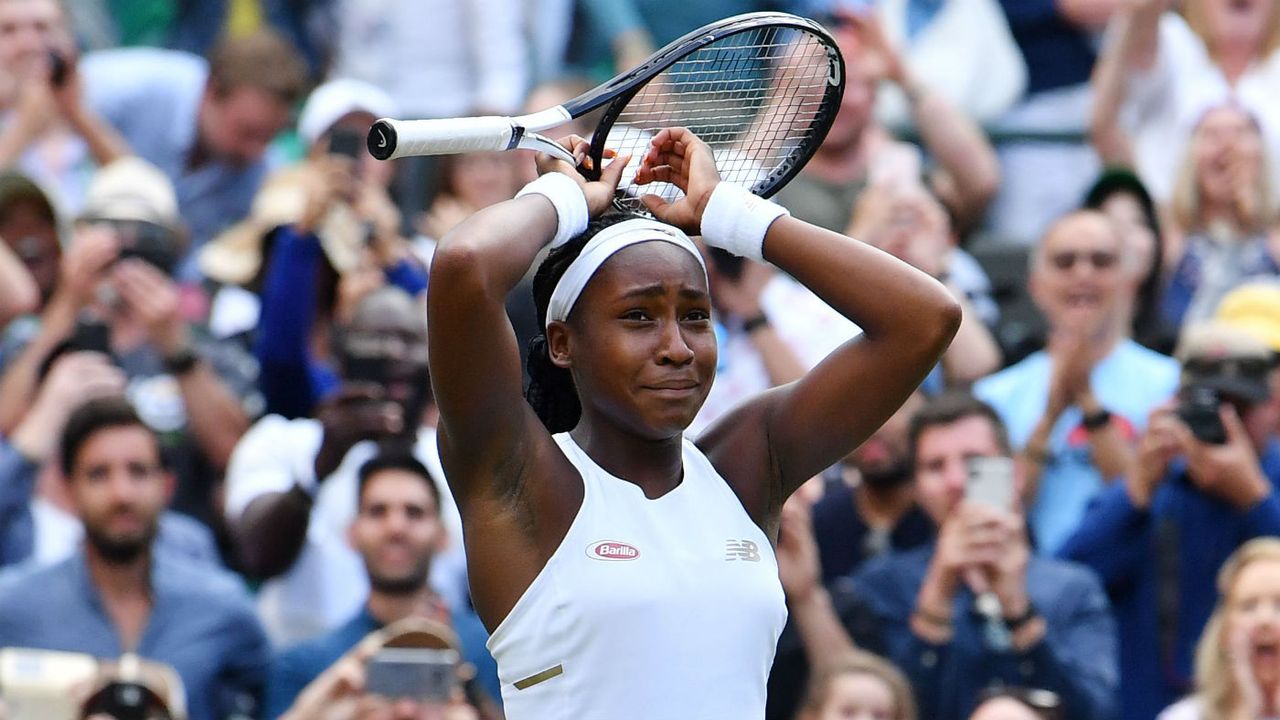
[587,540,640,561]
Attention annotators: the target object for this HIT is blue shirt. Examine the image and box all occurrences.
[1059,439,1280,720]
[998,0,1098,94]
[852,545,1120,720]
[975,339,1180,553]
[264,605,500,719]
[80,47,273,281]
[0,439,219,569]
[0,551,269,720]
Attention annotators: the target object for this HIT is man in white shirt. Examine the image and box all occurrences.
[224,286,465,647]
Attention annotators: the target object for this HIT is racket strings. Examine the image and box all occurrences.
[606,24,835,212]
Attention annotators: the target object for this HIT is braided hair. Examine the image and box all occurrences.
[525,212,646,432]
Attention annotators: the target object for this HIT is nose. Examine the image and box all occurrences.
[656,319,695,365]
[942,458,967,497]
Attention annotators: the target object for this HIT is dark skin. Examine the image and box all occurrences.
[428,128,961,631]
[233,291,424,579]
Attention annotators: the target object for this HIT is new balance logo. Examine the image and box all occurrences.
[725,539,761,562]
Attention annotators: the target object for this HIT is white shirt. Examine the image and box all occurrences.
[487,433,787,720]
[689,274,861,438]
[874,0,1027,127]
[223,416,466,647]
[1123,12,1280,203]
[329,0,528,118]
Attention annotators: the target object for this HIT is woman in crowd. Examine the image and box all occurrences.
[1160,538,1280,719]
[1081,167,1174,353]
[797,651,917,720]
[426,126,958,718]
[1090,0,1280,204]
[1161,104,1278,328]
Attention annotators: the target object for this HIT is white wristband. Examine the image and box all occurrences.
[698,183,789,263]
[516,172,590,248]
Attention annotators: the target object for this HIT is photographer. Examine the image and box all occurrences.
[199,78,427,420]
[0,157,257,532]
[224,287,465,647]
[0,0,130,210]
[1060,321,1280,720]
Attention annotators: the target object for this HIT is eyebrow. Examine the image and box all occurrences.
[618,284,708,301]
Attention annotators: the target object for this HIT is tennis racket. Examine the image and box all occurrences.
[368,12,844,213]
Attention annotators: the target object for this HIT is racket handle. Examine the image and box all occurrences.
[367,117,517,160]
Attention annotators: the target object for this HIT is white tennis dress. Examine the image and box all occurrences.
[486,432,788,720]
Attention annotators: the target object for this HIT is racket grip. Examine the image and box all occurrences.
[367,117,517,160]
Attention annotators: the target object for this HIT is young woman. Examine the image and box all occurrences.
[1163,104,1278,328]
[798,651,918,720]
[427,127,960,718]
[1160,538,1280,720]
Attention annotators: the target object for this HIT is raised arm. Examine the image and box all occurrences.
[842,10,1000,229]
[1089,0,1168,168]
[641,128,960,526]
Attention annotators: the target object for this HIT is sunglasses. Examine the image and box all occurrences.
[1048,250,1118,271]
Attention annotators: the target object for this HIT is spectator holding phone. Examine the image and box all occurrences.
[225,286,465,647]
[0,0,130,211]
[279,618,483,720]
[265,451,498,718]
[200,77,428,420]
[0,157,258,533]
[1059,321,1280,720]
[851,391,1119,720]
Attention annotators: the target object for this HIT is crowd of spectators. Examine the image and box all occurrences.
[0,0,1279,719]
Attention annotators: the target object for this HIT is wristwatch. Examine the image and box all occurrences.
[161,346,200,376]
[1004,603,1039,632]
[1082,408,1113,431]
[741,313,770,334]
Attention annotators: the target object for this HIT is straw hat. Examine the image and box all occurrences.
[198,165,365,285]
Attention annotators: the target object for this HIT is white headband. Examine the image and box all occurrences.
[545,218,707,328]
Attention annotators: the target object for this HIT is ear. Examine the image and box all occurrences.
[545,321,573,370]
[346,520,358,550]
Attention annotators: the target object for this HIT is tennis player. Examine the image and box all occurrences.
[427,127,960,719]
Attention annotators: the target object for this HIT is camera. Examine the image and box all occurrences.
[1177,385,1227,445]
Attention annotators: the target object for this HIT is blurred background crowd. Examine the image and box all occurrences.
[0,0,1279,719]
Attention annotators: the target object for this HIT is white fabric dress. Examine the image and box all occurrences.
[487,433,788,720]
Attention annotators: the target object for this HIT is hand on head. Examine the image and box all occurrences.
[534,135,629,218]
[634,127,722,234]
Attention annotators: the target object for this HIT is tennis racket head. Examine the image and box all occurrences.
[581,13,844,214]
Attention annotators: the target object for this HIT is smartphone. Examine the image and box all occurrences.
[965,456,1015,510]
[48,49,68,87]
[365,648,459,701]
[329,127,364,161]
[70,318,112,356]
[1178,385,1227,445]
